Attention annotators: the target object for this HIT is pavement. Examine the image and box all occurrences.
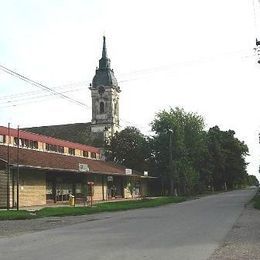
[0,188,257,260]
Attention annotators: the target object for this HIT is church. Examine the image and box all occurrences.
[25,36,120,147]
[0,37,153,208]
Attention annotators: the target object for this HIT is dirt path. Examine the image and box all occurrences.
[209,204,260,260]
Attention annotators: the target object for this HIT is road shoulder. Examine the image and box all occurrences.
[209,203,260,260]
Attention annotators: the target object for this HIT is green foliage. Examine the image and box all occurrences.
[105,106,253,196]
[206,126,249,190]
[0,210,34,220]
[36,197,186,217]
[252,193,260,209]
[247,175,259,186]
[0,197,187,220]
[149,107,251,195]
[150,107,206,195]
[105,126,150,172]
[95,197,187,211]
[36,206,102,217]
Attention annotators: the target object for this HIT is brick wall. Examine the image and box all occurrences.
[0,170,7,207]
[93,175,106,201]
[18,171,46,207]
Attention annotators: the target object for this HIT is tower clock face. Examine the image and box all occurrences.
[98,86,105,95]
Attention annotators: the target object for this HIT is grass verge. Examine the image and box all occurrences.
[252,193,260,209]
[0,196,186,220]
[0,210,34,220]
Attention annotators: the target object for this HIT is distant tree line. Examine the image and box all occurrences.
[106,107,259,196]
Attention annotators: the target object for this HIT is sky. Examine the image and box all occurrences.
[0,0,260,178]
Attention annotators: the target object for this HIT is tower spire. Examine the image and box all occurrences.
[102,36,107,58]
[90,35,121,139]
[99,36,110,69]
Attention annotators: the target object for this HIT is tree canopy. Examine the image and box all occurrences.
[151,107,206,195]
[105,126,150,172]
[105,107,255,196]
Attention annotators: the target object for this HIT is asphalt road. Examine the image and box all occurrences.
[0,189,256,260]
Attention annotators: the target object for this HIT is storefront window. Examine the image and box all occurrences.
[0,135,5,144]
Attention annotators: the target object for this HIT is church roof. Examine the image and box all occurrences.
[24,123,90,143]
[92,36,119,88]
[24,122,104,147]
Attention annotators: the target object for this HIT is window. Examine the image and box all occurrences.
[83,151,89,157]
[46,143,57,152]
[24,139,29,148]
[14,137,19,146]
[46,143,64,153]
[15,138,33,148]
[75,183,83,197]
[57,146,64,153]
[33,141,38,149]
[0,135,5,144]
[68,148,75,155]
[14,138,24,147]
[100,102,105,114]
[114,101,118,113]
[46,143,50,150]
[91,152,96,159]
[98,86,105,95]
[29,140,38,149]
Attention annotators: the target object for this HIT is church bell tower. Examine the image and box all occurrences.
[90,36,121,138]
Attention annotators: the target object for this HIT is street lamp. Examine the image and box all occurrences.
[168,129,178,196]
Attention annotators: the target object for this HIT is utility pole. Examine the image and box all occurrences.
[168,129,178,196]
[7,123,10,210]
[168,129,175,196]
[16,125,20,210]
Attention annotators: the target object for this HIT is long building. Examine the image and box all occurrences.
[0,126,150,208]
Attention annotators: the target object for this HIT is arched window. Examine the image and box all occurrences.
[100,102,105,114]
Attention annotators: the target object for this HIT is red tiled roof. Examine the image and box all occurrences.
[0,126,99,153]
[0,145,140,177]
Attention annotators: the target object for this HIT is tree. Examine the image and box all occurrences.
[105,126,150,172]
[151,107,206,195]
[246,175,259,186]
[105,108,251,196]
[207,126,249,190]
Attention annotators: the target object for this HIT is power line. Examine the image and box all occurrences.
[0,49,254,109]
[0,64,90,108]
[0,87,87,108]
[119,117,149,132]
[0,81,88,101]
[118,49,253,83]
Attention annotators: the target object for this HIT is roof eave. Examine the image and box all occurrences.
[8,164,143,177]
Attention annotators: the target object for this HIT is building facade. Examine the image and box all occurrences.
[0,37,154,208]
[0,126,150,208]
